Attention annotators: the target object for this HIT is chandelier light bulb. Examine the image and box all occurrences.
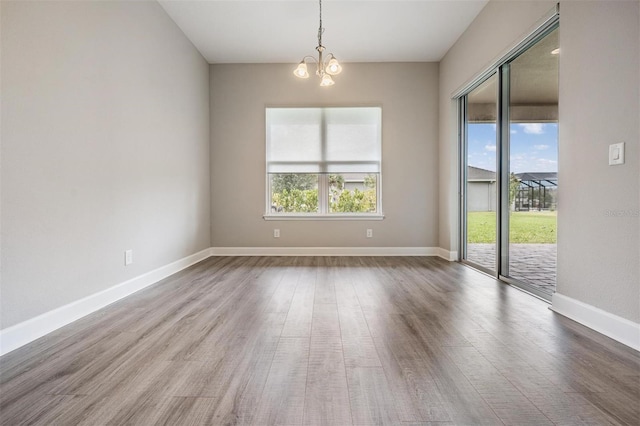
[293,62,309,78]
[326,57,342,75]
[320,73,335,87]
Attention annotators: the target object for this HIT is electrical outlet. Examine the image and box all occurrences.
[366,229,373,238]
[125,249,133,266]
[273,229,280,238]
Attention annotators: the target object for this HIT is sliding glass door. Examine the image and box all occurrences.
[504,28,559,295]
[462,74,498,274]
[460,23,559,300]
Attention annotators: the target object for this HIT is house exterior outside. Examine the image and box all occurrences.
[467,166,496,212]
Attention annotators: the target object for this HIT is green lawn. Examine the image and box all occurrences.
[467,211,557,244]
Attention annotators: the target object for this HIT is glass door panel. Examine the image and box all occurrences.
[504,28,559,296]
[463,74,498,273]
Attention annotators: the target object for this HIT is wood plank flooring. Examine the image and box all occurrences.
[1,256,638,425]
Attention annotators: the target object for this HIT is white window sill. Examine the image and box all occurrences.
[263,214,385,221]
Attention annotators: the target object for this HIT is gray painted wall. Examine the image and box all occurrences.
[440,0,639,323]
[1,1,211,328]
[210,63,439,248]
[557,1,639,323]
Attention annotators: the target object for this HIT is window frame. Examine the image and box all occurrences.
[263,106,384,221]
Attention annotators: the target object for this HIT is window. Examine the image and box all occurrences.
[265,107,382,219]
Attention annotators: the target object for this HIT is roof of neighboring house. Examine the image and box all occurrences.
[468,167,558,184]
[468,166,496,181]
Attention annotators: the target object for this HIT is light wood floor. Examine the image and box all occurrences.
[1,256,638,425]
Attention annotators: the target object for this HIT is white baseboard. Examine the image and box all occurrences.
[0,248,212,356]
[551,293,640,351]
[0,246,455,356]
[437,248,458,261]
[210,246,448,257]
[5,248,636,356]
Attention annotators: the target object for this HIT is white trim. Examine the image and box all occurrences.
[263,214,385,221]
[551,293,640,351]
[0,248,212,356]
[6,249,638,357]
[0,246,456,356]
[210,246,442,257]
[437,248,458,261]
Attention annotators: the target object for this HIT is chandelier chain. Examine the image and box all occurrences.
[317,0,324,49]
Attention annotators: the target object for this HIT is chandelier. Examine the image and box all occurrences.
[293,0,342,86]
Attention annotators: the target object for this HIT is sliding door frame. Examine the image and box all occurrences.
[458,74,499,276]
[457,6,559,300]
[459,96,469,263]
[498,63,510,280]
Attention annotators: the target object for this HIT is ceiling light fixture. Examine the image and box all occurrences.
[293,0,342,87]
[551,48,560,55]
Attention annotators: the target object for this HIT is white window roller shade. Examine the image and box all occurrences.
[266,107,381,174]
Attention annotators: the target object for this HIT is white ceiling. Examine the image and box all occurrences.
[158,0,488,64]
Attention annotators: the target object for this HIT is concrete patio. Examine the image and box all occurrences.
[467,243,557,295]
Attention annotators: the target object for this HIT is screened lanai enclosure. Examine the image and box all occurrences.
[514,172,558,211]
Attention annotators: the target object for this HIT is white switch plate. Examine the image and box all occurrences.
[366,229,373,238]
[609,142,625,165]
[125,249,133,266]
[273,229,280,238]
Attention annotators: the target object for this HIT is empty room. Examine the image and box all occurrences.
[1,0,639,424]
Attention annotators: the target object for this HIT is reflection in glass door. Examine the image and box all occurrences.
[462,74,498,273]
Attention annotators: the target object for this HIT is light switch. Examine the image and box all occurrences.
[609,142,625,165]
